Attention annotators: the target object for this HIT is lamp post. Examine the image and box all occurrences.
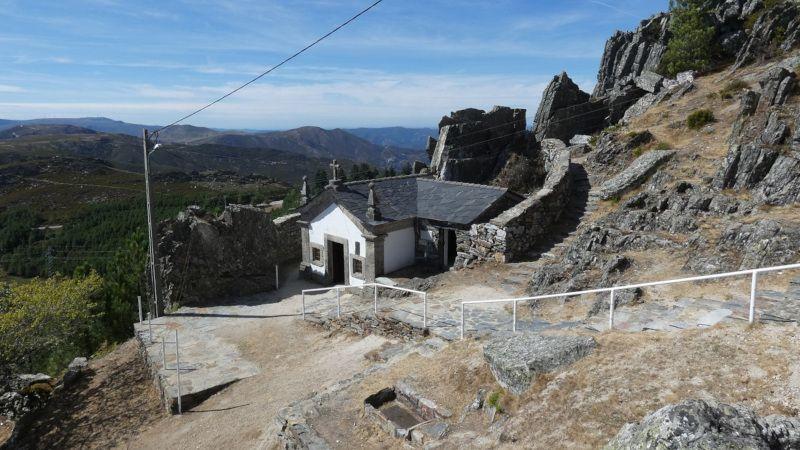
[143,129,161,318]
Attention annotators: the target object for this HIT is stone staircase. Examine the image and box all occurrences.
[501,161,598,295]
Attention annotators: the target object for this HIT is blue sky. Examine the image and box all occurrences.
[0,0,668,129]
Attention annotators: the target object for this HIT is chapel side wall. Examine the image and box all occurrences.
[455,149,572,267]
[384,226,416,274]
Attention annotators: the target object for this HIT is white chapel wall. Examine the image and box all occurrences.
[308,203,366,286]
[384,226,415,274]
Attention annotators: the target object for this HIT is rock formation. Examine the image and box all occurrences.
[533,73,605,143]
[156,205,300,309]
[593,13,670,98]
[605,399,800,449]
[429,106,527,184]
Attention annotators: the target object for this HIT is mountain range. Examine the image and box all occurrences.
[0,117,435,169]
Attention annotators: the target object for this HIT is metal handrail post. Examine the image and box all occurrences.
[175,330,182,415]
[423,292,428,328]
[147,312,153,344]
[512,300,517,332]
[749,272,758,324]
[336,287,341,318]
[608,289,616,330]
[301,292,306,320]
[460,303,465,340]
[137,296,143,323]
[374,285,378,314]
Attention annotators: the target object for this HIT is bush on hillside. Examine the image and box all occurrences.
[686,109,716,129]
[660,0,716,77]
[719,80,750,99]
[0,273,102,374]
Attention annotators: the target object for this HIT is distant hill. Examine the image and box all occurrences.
[0,131,334,184]
[0,124,96,139]
[0,117,432,168]
[345,127,437,150]
[196,126,428,168]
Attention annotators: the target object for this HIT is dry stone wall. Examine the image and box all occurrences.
[455,149,572,266]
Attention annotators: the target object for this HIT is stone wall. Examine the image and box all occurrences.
[157,205,301,309]
[455,149,572,266]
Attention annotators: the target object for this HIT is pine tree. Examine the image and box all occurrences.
[660,0,716,77]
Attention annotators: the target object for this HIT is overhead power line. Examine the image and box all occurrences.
[155,0,384,134]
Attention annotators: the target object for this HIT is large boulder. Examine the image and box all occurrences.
[157,205,301,309]
[604,399,800,449]
[430,106,527,183]
[483,333,596,395]
[533,72,606,143]
[595,150,676,200]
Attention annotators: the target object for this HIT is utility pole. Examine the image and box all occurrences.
[143,129,161,318]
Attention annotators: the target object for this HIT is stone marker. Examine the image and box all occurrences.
[595,150,675,200]
[483,332,597,395]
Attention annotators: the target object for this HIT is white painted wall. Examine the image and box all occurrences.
[384,226,416,274]
[308,204,366,286]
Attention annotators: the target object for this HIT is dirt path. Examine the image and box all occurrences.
[127,277,390,450]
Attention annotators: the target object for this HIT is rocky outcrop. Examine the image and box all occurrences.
[594,150,676,200]
[733,1,800,71]
[533,73,606,143]
[605,399,800,449]
[483,332,596,395]
[593,13,670,98]
[157,205,301,309]
[714,66,800,205]
[429,106,527,184]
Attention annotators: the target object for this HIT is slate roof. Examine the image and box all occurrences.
[306,175,522,226]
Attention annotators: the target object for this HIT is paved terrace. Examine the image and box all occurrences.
[134,265,800,411]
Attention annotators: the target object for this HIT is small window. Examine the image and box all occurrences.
[352,258,364,276]
[355,242,361,256]
[312,247,322,263]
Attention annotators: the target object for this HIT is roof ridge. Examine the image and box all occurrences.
[343,173,428,186]
[419,178,508,191]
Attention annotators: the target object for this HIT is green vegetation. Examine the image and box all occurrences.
[660,0,716,77]
[0,273,102,374]
[686,109,716,129]
[487,389,506,413]
[632,146,646,157]
[719,80,750,99]
[655,141,673,150]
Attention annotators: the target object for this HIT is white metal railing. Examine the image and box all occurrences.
[301,283,428,327]
[460,262,800,340]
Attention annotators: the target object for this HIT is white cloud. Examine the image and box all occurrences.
[0,84,24,93]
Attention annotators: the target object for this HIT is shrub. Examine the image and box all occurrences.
[719,80,750,99]
[660,1,716,77]
[633,146,646,157]
[487,389,505,413]
[655,141,672,150]
[686,109,716,129]
[0,273,102,374]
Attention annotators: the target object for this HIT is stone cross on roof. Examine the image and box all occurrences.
[366,181,382,221]
[329,159,341,181]
[300,175,308,205]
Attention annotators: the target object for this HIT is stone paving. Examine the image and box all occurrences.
[302,275,800,341]
[133,268,317,412]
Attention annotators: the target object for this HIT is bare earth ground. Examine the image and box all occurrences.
[13,340,164,449]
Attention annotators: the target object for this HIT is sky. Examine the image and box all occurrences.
[0,0,668,130]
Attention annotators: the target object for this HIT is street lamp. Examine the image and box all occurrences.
[142,129,161,318]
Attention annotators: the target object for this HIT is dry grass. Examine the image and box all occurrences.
[499,323,800,449]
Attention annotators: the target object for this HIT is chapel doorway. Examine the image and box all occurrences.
[328,240,346,284]
[445,229,457,267]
